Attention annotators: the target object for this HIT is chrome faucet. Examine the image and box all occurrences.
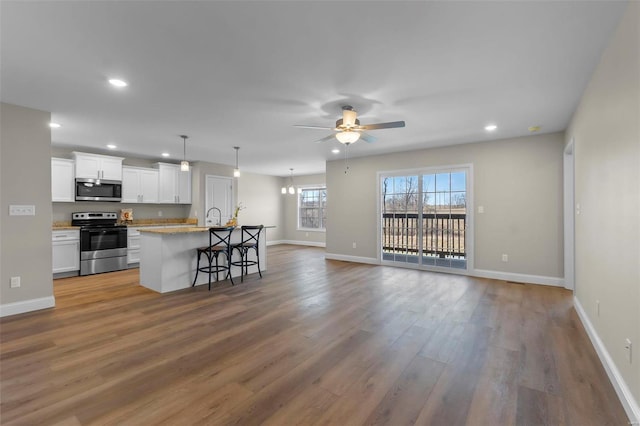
[206,207,222,226]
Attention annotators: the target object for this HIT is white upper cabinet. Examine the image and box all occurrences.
[156,163,191,204]
[51,158,75,202]
[122,166,159,203]
[73,152,124,181]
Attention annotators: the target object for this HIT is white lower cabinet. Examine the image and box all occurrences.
[127,227,141,265]
[127,225,192,266]
[52,230,80,274]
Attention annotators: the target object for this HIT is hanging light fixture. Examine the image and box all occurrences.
[281,168,300,195]
[335,130,360,145]
[233,146,240,177]
[179,135,189,171]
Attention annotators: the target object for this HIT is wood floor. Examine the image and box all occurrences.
[0,245,628,425]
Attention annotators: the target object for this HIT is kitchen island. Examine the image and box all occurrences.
[138,226,271,293]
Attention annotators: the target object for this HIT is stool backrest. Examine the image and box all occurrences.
[208,226,235,248]
[241,225,264,246]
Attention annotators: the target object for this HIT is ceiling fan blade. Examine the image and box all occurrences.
[359,120,406,131]
[360,132,377,143]
[294,125,335,130]
[314,134,337,143]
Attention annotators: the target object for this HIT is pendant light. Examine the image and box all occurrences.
[180,135,189,171]
[233,146,240,177]
[281,168,300,195]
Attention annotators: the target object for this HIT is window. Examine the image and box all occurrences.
[298,187,326,231]
[380,166,470,270]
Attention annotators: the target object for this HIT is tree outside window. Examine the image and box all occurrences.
[298,187,326,230]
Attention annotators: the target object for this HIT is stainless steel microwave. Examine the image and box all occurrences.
[75,178,122,202]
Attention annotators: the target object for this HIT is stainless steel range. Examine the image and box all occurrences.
[72,212,128,276]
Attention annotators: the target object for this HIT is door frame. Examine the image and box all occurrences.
[376,163,474,275]
[204,175,234,226]
[563,139,575,291]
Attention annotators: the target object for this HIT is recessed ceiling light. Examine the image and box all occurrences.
[332,148,340,154]
[49,122,61,128]
[484,124,497,131]
[528,126,541,132]
[108,78,128,88]
[161,152,170,157]
[107,144,117,149]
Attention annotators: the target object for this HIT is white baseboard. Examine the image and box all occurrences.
[473,269,564,287]
[269,240,326,248]
[0,296,56,318]
[324,253,379,265]
[574,297,640,425]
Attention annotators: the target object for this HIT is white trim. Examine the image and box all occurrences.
[473,269,564,287]
[270,240,325,248]
[563,138,575,291]
[574,297,640,424]
[297,186,327,232]
[0,296,56,317]
[325,253,379,265]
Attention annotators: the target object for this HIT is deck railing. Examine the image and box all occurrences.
[382,212,466,258]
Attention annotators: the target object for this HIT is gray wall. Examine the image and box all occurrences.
[1,103,53,305]
[282,173,326,245]
[326,132,565,279]
[566,1,639,409]
[237,172,284,242]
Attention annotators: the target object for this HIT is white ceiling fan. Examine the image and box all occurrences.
[294,105,405,145]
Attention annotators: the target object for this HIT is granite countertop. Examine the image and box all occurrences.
[140,225,276,235]
[139,227,210,234]
[121,218,197,227]
[52,218,197,230]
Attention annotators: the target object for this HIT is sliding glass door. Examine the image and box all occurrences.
[380,167,470,271]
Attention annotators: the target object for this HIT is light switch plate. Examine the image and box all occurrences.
[10,276,20,288]
[9,205,35,216]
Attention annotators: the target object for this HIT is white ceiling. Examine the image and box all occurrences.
[0,1,627,176]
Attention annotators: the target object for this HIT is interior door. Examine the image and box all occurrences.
[205,175,233,226]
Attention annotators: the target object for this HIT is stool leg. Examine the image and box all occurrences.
[193,250,201,287]
[227,248,234,285]
[255,246,262,279]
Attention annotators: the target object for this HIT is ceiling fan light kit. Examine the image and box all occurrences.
[336,131,360,145]
[294,104,405,146]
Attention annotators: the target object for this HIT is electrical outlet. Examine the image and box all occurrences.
[9,205,35,216]
[478,206,484,214]
[596,300,600,316]
[158,210,163,217]
[305,232,309,237]
[352,242,357,249]
[10,276,20,288]
[501,254,508,262]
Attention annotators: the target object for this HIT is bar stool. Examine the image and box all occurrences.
[192,226,235,290]
[230,225,264,282]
